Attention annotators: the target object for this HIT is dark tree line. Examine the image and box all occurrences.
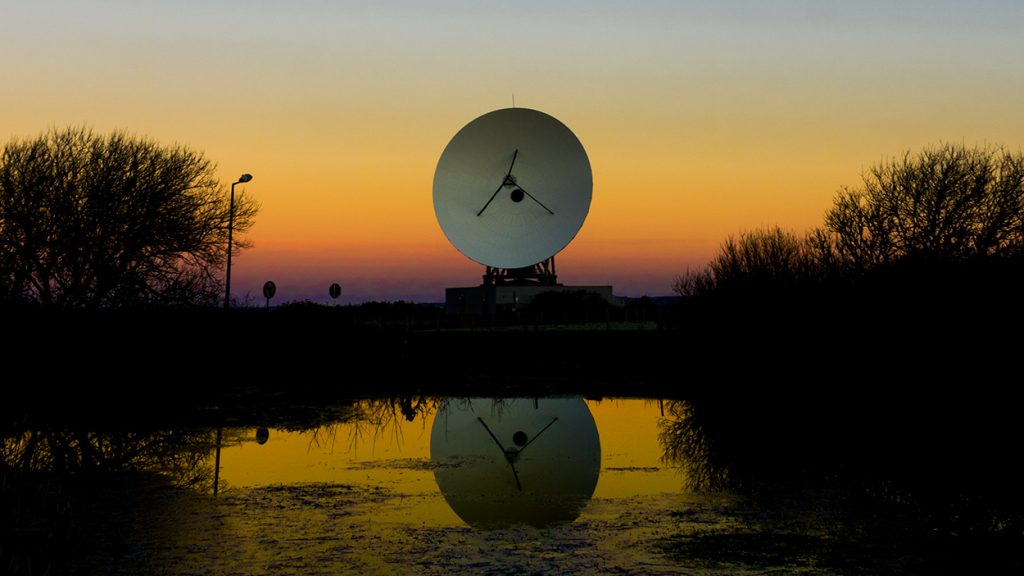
[0,127,258,307]
[676,143,1024,308]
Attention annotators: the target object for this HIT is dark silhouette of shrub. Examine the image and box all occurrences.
[0,127,258,306]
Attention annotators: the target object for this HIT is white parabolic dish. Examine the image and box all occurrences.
[433,108,592,270]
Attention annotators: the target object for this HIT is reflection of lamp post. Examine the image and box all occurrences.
[214,427,270,495]
[225,173,253,309]
[213,427,222,495]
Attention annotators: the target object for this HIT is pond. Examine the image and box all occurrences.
[2,396,1022,575]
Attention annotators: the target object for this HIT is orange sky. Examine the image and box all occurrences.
[3,2,1023,302]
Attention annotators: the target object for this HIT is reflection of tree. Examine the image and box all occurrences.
[0,398,446,481]
[659,393,1024,547]
[303,397,441,455]
[2,429,219,574]
[657,400,729,491]
[1,429,215,489]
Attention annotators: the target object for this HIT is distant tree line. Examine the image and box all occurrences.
[675,142,1024,324]
[0,127,258,307]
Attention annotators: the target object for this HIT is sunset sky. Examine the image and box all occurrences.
[3,1,1022,303]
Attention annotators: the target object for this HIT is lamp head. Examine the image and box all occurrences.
[237,173,253,184]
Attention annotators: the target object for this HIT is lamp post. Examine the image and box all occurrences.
[225,173,253,309]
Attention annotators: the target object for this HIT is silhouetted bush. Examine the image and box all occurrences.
[674,226,819,299]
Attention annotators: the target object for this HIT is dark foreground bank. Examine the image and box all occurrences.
[4,298,1018,419]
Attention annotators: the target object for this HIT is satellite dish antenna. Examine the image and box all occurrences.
[433,108,592,281]
[430,397,601,529]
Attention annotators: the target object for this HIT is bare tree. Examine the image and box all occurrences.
[823,143,1024,270]
[0,127,258,306]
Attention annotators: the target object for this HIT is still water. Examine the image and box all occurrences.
[177,398,703,575]
[48,398,755,575]
[5,396,1019,575]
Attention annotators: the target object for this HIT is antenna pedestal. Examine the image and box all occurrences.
[483,257,558,286]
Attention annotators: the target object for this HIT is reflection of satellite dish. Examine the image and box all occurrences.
[430,397,600,529]
[433,108,593,269]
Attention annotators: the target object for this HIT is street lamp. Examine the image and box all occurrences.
[225,173,253,309]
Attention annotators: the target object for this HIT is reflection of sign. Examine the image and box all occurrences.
[430,397,600,529]
[262,281,276,299]
[329,283,341,299]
